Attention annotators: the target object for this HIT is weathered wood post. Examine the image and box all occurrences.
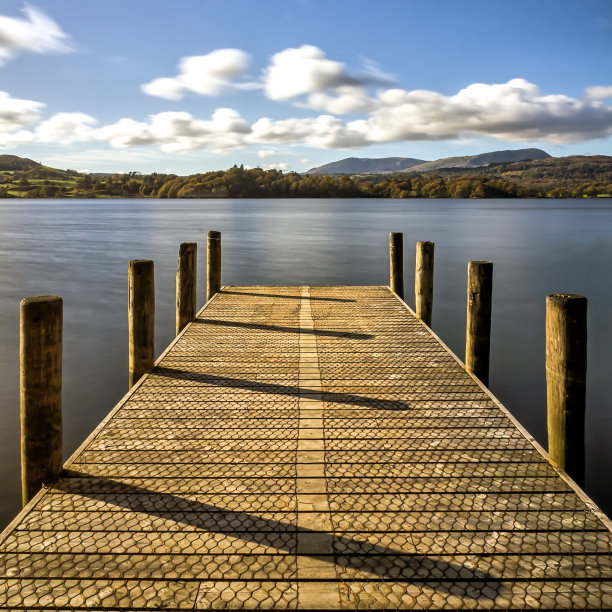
[546,293,587,487]
[176,242,197,335]
[20,296,63,506]
[465,261,493,386]
[207,230,221,302]
[415,241,434,327]
[129,259,154,388]
[389,232,404,300]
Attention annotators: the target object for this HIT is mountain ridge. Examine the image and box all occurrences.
[307,148,551,175]
[307,156,425,174]
[404,148,551,172]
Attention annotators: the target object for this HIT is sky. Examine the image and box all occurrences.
[0,0,611,174]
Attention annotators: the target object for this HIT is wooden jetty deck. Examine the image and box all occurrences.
[1,285,611,610]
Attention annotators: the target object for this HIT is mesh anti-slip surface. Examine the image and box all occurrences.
[0,286,610,610]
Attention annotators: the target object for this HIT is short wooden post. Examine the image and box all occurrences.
[546,293,587,486]
[207,230,221,302]
[465,261,493,386]
[415,241,434,327]
[389,232,404,300]
[176,242,197,335]
[129,259,154,388]
[20,296,63,506]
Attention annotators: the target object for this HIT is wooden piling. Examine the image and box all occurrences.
[129,260,154,388]
[207,231,221,302]
[20,296,63,506]
[465,261,493,386]
[546,293,587,487]
[389,232,404,300]
[176,242,197,335]
[415,241,434,327]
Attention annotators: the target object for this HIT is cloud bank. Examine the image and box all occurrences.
[361,79,612,143]
[2,42,612,154]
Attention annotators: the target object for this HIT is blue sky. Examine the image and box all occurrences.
[0,0,611,173]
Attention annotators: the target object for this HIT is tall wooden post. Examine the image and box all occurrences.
[389,232,404,300]
[415,241,434,327]
[207,230,221,302]
[20,296,63,506]
[546,293,587,487]
[176,242,197,335]
[129,260,154,388]
[465,261,493,386]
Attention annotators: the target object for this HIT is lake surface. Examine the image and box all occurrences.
[0,198,611,526]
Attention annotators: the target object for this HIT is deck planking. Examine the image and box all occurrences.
[0,285,611,610]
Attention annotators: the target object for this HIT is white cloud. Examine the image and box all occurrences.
[299,158,312,164]
[97,108,251,153]
[2,111,97,147]
[257,149,277,158]
[0,90,44,132]
[263,45,362,101]
[141,78,185,102]
[262,162,290,171]
[0,5,73,66]
[35,112,97,143]
[262,47,398,114]
[249,114,367,149]
[360,79,612,143]
[95,118,152,147]
[584,85,612,101]
[304,86,374,114]
[141,49,253,100]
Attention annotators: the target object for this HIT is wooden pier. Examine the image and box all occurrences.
[1,285,611,609]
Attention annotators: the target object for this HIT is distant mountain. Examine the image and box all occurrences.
[308,157,426,174]
[306,149,551,175]
[404,148,551,172]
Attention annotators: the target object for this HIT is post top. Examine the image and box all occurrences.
[468,260,493,266]
[20,295,62,307]
[129,259,154,266]
[547,293,587,301]
[417,241,434,247]
[179,242,197,253]
[389,231,403,237]
[208,230,221,239]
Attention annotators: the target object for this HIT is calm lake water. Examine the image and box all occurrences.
[0,198,611,526]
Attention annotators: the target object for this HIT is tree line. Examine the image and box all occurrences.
[1,161,611,199]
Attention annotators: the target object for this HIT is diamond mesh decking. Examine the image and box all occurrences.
[0,286,610,610]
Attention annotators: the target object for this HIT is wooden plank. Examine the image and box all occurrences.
[0,285,610,610]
